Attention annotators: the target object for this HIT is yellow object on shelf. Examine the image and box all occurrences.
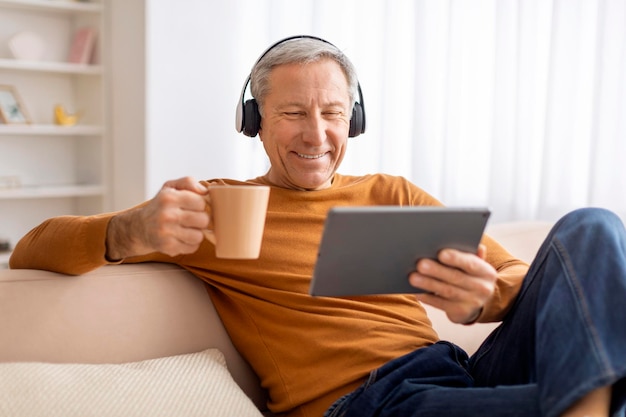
[54,104,81,126]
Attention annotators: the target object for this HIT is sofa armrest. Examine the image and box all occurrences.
[0,262,267,410]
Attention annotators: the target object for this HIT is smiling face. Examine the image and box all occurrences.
[257,59,352,191]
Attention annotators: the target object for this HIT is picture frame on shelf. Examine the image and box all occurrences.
[0,85,31,124]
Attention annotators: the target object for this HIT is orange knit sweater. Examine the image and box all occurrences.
[11,173,528,417]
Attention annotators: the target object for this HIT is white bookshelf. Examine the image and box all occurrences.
[0,123,103,136]
[0,57,103,74]
[0,184,104,199]
[0,0,102,13]
[0,0,108,260]
[0,251,10,269]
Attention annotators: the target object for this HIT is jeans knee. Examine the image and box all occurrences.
[558,207,624,236]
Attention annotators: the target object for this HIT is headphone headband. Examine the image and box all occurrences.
[235,35,366,138]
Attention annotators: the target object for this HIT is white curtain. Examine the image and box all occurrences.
[177,0,626,224]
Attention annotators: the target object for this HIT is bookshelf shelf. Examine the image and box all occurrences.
[0,58,102,75]
[0,184,104,200]
[0,251,11,268]
[0,0,102,14]
[0,124,103,136]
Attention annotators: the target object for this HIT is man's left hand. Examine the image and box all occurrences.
[409,245,497,324]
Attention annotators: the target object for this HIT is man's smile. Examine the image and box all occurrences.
[296,152,328,159]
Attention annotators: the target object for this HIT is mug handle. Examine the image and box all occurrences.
[201,185,217,245]
[202,229,217,245]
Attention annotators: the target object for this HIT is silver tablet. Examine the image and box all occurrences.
[310,206,491,296]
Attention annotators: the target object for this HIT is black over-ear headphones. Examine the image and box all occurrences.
[235,35,366,138]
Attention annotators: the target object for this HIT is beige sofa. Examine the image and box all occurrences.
[0,221,552,416]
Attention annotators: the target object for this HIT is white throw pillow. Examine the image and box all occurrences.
[0,349,263,417]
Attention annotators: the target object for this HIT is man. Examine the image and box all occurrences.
[10,36,626,417]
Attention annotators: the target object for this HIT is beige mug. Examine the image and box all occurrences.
[203,185,270,259]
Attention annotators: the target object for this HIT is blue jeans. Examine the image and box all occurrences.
[325,208,626,417]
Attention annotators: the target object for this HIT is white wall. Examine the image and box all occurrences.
[109,0,147,210]
[109,1,270,210]
[145,1,268,198]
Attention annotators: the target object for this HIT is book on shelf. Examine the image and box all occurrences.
[68,27,97,65]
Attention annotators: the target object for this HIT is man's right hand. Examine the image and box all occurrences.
[106,177,210,260]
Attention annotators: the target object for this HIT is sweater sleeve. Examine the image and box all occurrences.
[9,213,117,275]
[475,233,529,323]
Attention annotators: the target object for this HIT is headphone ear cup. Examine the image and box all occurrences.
[243,99,261,137]
[349,102,365,138]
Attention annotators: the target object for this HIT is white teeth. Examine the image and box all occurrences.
[297,153,326,159]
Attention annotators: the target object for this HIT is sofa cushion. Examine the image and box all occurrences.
[0,348,263,417]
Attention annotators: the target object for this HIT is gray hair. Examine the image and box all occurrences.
[249,37,359,116]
